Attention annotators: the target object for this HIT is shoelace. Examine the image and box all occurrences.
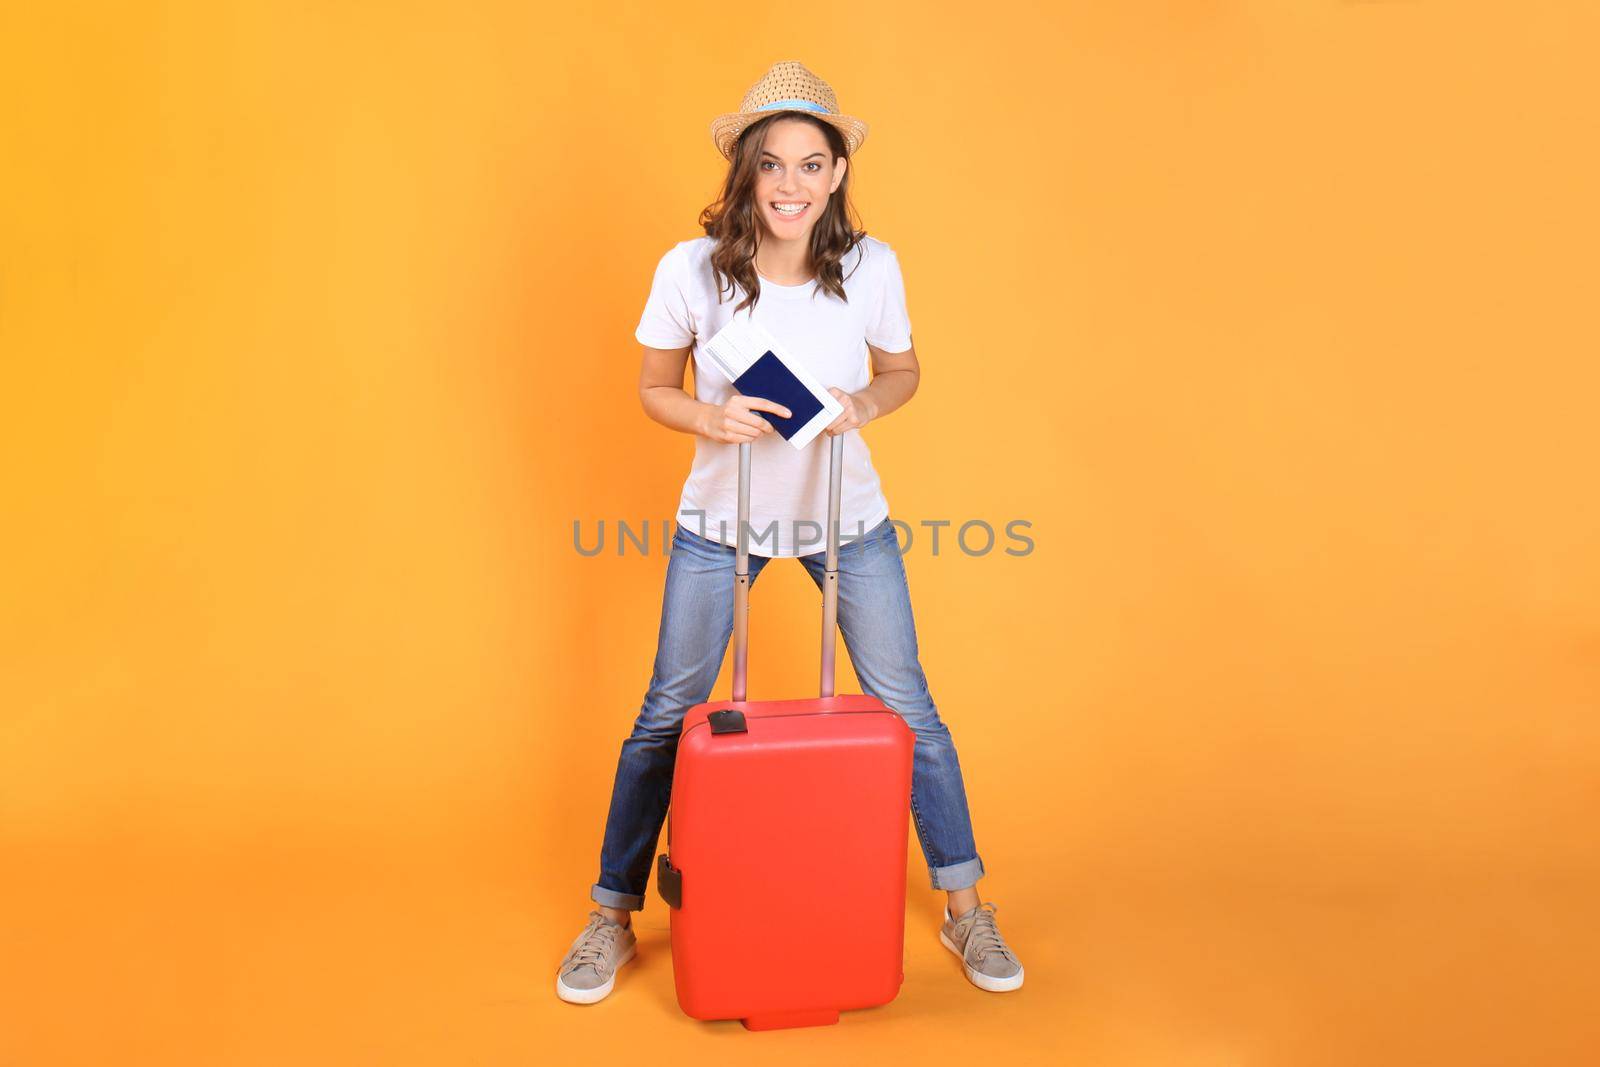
[565,913,621,975]
[959,902,1017,966]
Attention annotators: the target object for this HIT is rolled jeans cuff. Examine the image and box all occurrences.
[591,883,645,911]
[928,854,984,892]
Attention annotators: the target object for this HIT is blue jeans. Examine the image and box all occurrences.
[591,517,986,911]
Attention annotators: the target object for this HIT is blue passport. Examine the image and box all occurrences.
[733,350,827,441]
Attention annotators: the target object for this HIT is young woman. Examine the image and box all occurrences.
[556,61,1024,1005]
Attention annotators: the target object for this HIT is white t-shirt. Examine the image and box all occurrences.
[634,234,913,557]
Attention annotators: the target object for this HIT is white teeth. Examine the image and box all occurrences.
[773,203,808,215]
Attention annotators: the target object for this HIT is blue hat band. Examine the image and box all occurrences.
[754,99,832,116]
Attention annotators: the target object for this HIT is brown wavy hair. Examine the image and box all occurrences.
[698,113,868,315]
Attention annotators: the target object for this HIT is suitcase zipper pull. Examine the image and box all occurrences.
[707,709,748,734]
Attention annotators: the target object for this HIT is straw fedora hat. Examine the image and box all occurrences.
[710,60,869,161]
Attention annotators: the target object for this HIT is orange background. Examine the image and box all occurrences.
[3,2,1598,1064]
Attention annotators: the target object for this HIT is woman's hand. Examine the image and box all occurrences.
[823,388,878,437]
[699,394,793,444]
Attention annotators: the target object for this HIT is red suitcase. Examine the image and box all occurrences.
[655,435,915,1031]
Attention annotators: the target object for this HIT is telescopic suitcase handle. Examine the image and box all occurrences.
[730,434,846,702]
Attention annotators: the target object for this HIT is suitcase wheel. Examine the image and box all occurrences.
[740,1008,841,1031]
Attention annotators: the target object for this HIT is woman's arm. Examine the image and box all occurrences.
[638,344,712,435]
[638,343,792,443]
[825,341,920,435]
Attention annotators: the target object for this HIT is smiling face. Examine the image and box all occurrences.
[754,117,847,240]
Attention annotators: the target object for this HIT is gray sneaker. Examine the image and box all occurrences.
[940,902,1024,992]
[555,910,638,1004]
